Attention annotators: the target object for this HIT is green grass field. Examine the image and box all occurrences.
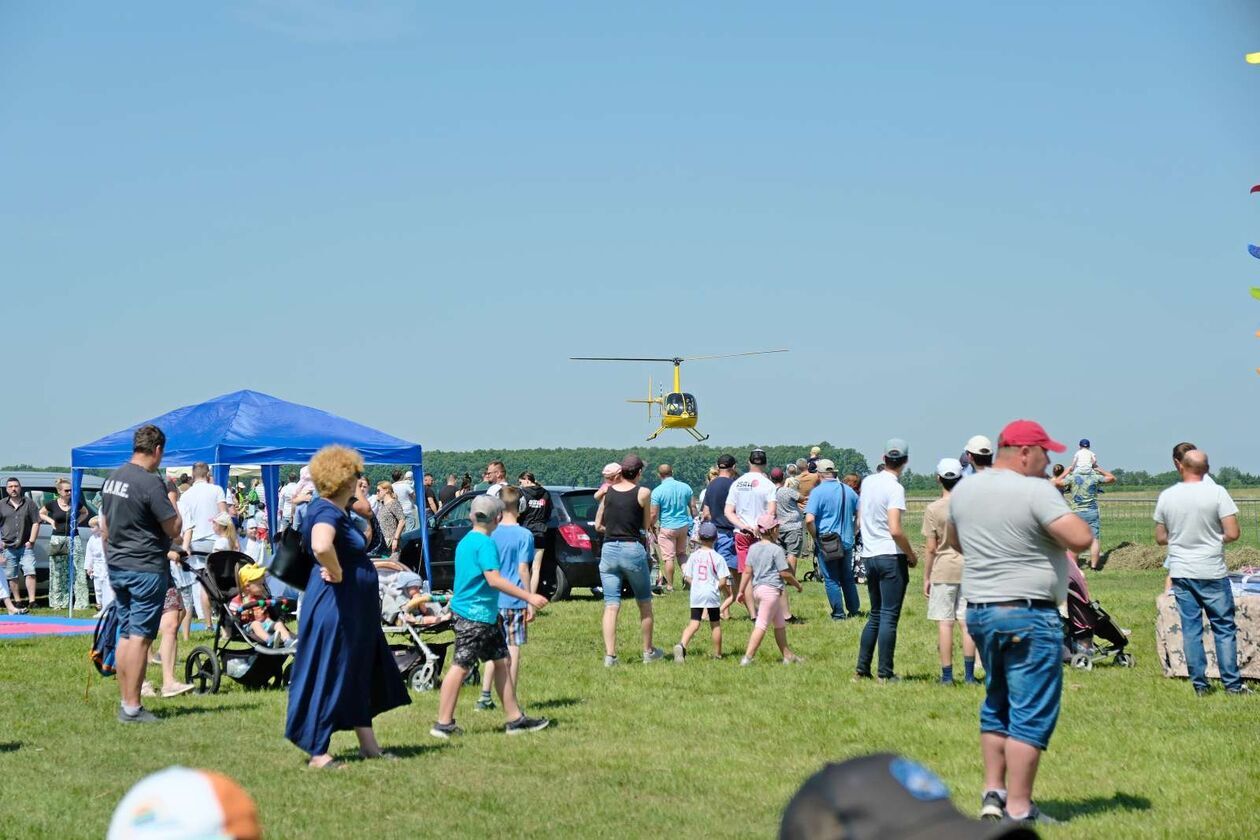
[2,561,1257,839]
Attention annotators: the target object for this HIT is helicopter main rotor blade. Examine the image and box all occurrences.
[678,349,790,362]
[570,356,677,362]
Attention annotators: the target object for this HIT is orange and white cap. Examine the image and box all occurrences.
[108,767,261,840]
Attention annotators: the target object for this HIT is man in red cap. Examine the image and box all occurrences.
[946,420,1092,827]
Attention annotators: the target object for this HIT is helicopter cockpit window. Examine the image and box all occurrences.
[682,394,697,415]
[664,393,685,416]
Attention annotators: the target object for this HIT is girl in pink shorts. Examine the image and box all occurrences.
[739,514,804,666]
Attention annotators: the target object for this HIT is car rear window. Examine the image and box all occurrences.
[561,491,599,522]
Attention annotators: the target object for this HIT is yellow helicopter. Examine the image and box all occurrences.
[570,350,789,441]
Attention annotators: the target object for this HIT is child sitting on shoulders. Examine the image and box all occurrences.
[739,513,803,666]
[230,564,294,648]
[673,521,730,661]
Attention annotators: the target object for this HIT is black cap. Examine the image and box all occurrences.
[717,454,737,469]
[749,448,768,466]
[620,453,645,474]
[780,753,1038,840]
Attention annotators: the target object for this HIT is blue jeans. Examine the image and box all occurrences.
[818,542,860,618]
[599,541,653,606]
[1172,577,1242,692]
[966,604,1063,750]
[856,554,908,678]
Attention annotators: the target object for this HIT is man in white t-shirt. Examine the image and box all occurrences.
[1155,449,1249,696]
[724,448,777,620]
[278,471,299,532]
[391,470,417,532]
[178,462,227,623]
[855,439,918,683]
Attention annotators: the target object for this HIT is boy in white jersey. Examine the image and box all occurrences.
[1071,439,1097,474]
[673,522,730,661]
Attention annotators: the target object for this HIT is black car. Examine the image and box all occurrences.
[397,486,602,600]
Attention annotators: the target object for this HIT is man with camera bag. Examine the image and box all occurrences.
[805,459,861,620]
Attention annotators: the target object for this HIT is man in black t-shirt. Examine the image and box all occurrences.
[423,472,439,519]
[438,474,458,506]
[99,424,183,724]
[701,454,739,599]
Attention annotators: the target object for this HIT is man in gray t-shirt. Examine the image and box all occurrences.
[1154,449,1247,696]
[946,420,1090,827]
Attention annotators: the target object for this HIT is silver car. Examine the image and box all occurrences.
[3,471,104,599]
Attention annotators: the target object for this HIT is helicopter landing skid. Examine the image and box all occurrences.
[644,426,709,442]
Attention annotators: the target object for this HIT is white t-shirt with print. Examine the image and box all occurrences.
[727,471,775,529]
[858,470,907,558]
[1154,481,1239,580]
[684,548,730,608]
[1071,449,1097,474]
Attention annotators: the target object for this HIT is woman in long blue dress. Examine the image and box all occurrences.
[285,445,409,767]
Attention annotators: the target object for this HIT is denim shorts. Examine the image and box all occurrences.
[2,547,36,579]
[110,567,171,640]
[965,604,1063,750]
[599,540,653,605]
[1076,506,1100,540]
[714,530,738,571]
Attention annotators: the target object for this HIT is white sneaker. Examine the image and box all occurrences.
[140,681,157,698]
[739,656,753,667]
[603,655,619,668]
[673,644,686,663]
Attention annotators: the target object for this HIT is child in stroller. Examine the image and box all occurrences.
[384,571,451,628]
[376,562,470,692]
[229,564,295,650]
[1063,560,1133,670]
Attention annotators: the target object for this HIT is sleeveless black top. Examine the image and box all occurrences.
[602,486,644,542]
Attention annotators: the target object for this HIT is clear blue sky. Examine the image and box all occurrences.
[3,1,1259,472]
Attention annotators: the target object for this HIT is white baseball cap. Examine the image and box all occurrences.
[965,435,993,456]
[936,458,964,479]
[108,766,260,840]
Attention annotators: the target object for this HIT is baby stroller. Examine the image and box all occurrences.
[185,551,298,694]
[376,562,478,692]
[1062,564,1133,671]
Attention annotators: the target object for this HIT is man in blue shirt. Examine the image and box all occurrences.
[433,495,550,740]
[805,459,861,620]
[650,464,695,591]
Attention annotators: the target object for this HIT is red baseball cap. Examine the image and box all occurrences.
[998,419,1066,453]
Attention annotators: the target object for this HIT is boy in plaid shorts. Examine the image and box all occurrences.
[431,494,550,739]
[476,486,537,711]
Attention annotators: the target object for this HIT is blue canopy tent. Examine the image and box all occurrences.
[68,390,428,616]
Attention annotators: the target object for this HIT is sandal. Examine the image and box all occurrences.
[360,750,400,761]
[308,758,346,770]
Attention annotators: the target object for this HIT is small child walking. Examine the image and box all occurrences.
[739,513,803,666]
[83,516,113,616]
[673,522,730,662]
[431,495,551,739]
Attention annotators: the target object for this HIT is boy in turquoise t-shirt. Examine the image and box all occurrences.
[476,486,537,711]
[432,495,550,739]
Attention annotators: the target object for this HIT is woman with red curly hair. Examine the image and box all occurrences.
[285,445,409,768]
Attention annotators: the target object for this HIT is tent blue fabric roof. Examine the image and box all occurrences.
[71,390,421,467]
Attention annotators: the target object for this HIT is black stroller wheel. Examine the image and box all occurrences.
[185,645,222,694]
[463,663,480,686]
[1070,653,1093,671]
[1114,652,1135,668]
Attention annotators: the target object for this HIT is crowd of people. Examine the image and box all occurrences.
[77,418,1253,829]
